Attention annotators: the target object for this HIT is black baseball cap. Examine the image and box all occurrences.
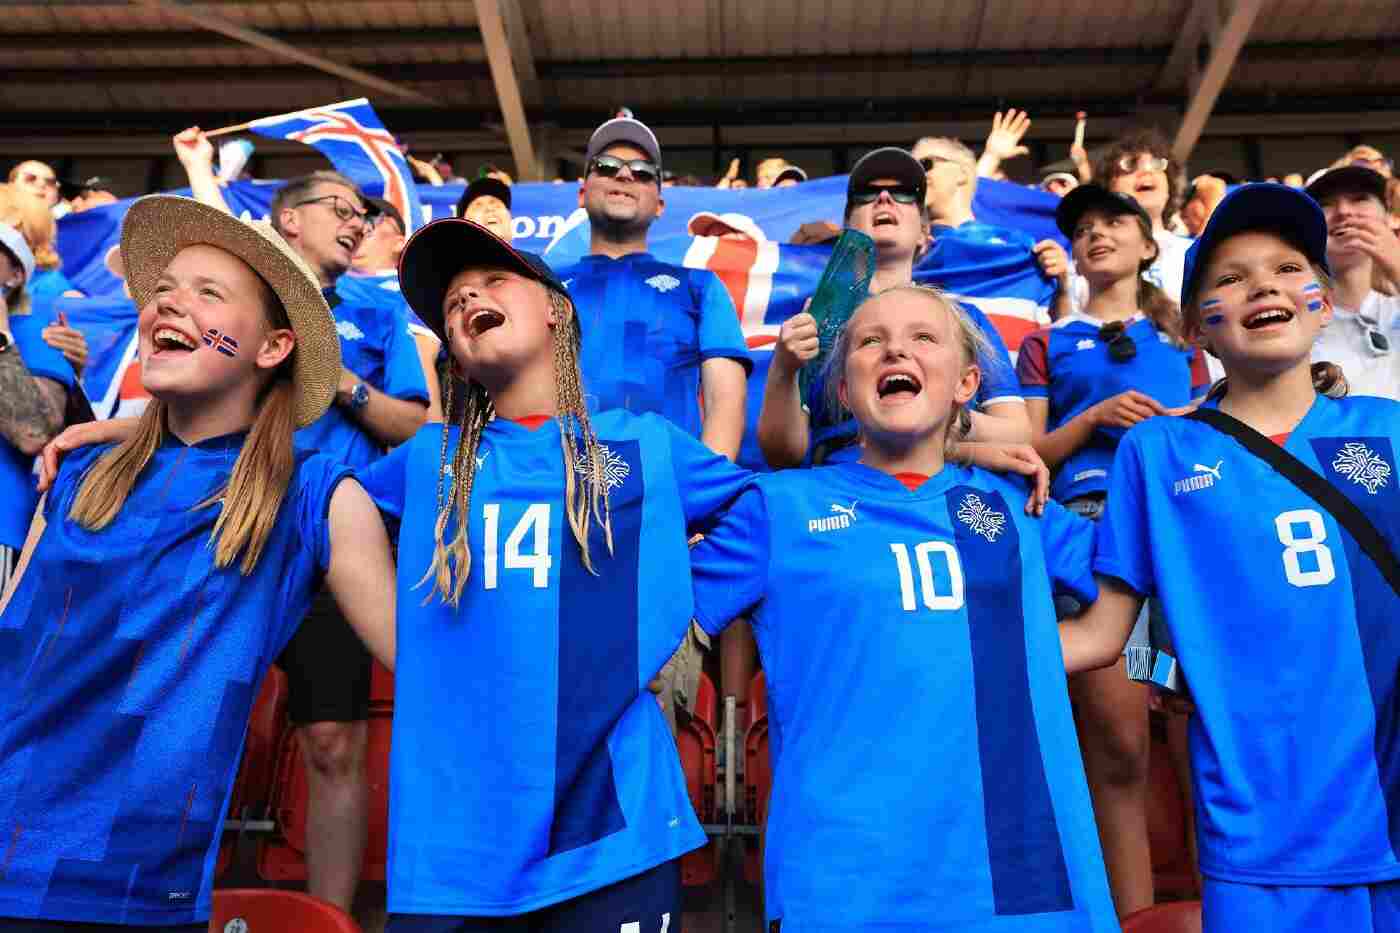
[774,165,808,185]
[398,218,569,342]
[847,148,926,205]
[456,177,512,216]
[1305,165,1388,206]
[1055,184,1152,239]
[62,175,114,197]
[1182,183,1330,307]
[585,117,662,169]
[365,197,405,233]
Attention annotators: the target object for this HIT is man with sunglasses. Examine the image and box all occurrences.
[6,161,62,211]
[1307,166,1400,400]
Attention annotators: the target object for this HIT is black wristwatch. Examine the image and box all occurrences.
[348,382,370,411]
[0,330,12,354]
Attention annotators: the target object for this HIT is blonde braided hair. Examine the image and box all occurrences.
[419,287,615,606]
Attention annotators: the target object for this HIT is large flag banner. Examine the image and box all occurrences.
[247,98,427,233]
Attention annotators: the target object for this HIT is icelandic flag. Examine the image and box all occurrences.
[247,98,426,232]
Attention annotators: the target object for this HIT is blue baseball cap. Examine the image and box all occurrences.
[1181,183,1330,307]
[398,217,569,342]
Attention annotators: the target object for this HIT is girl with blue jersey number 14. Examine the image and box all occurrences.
[1063,184,1400,933]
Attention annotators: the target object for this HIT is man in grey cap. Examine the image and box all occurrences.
[555,115,752,730]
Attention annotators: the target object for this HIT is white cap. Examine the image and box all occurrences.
[0,222,35,287]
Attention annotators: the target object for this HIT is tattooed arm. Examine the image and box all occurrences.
[0,309,68,456]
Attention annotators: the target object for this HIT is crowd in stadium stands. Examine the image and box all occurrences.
[1,104,1399,933]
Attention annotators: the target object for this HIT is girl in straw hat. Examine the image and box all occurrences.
[0,195,395,931]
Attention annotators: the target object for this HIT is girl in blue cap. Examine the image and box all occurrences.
[1063,183,1400,932]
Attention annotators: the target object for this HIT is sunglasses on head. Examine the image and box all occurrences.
[850,185,921,205]
[1099,320,1137,363]
[21,171,57,189]
[1116,155,1170,175]
[917,155,957,173]
[588,154,660,184]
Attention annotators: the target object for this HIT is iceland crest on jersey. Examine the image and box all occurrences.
[645,273,681,294]
[956,493,1006,542]
[1331,442,1393,494]
[576,444,632,490]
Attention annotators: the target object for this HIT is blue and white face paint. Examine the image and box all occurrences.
[1302,281,1324,313]
[1201,298,1226,326]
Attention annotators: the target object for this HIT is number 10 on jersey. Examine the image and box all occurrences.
[890,542,966,611]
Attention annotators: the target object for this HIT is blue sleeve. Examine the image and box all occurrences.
[380,306,431,403]
[959,301,1022,406]
[665,418,754,528]
[294,453,355,572]
[355,438,413,521]
[12,308,78,390]
[42,443,107,522]
[1039,499,1097,605]
[690,485,770,636]
[696,271,753,373]
[1093,433,1154,597]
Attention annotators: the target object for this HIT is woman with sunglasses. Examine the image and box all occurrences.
[1017,183,1209,919]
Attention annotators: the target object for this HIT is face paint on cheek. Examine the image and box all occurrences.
[1303,281,1324,312]
[1200,298,1225,326]
[201,328,240,358]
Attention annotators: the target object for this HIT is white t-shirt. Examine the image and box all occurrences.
[1311,291,1400,400]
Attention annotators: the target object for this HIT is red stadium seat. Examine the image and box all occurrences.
[678,671,720,887]
[369,659,394,713]
[210,888,361,933]
[742,672,770,885]
[218,668,289,879]
[1147,718,1199,899]
[257,711,391,883]
[1121,900,1202,933]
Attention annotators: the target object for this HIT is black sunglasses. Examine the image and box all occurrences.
[589,154,660,185]
[1099,320,1137,363]
[849,185,920,205]
[917,155,957,173]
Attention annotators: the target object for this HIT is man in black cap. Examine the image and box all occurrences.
[66,177,118,213]
[1307,166,1400,399]
[456,176,513,242]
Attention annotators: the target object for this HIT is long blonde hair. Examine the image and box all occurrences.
[0,183,60,271]
[69,278,299,575]
[824,283,995,458]
[420,287,614,607]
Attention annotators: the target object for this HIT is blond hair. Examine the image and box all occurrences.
[0,183,60,271]
[419,287,614,606]
[912,137,978,195]
[824,284,995,458]
[69,277,298,575]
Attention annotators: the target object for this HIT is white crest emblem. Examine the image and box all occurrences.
[645,273,681,294]
[1331,442,1392,495]
[956,493,1006,543]
[1076,339,1095,351]
[335,319,366,341]
[577,444,631,490]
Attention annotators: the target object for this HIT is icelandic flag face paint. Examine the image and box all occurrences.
[1303,281,1323,312]
[201,328,240,358]
[1200,298,1225,326]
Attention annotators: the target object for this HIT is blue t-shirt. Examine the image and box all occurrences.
[0,434,350,924]
[357,410,749,915]
[1018,313,1210,502]
[689,462,1117,932]
[554,254,752,439]
[1095,394,1400,884]
[295,287,430,469]
[0,305,77,550]
[27,268,75,318]
[803,300,1023,466]
[335,271,436,341]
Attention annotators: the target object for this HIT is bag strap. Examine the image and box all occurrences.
[1186,407,1400,598]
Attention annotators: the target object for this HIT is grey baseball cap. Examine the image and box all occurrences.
[585,117,662,168]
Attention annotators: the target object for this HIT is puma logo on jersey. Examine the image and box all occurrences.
[1174,460,1221,495]
[809,501,858,533]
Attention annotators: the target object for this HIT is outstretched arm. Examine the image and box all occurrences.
[1060,574,1143,674]
[324,479,397,670]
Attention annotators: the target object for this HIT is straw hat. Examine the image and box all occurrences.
[120,195,340,427]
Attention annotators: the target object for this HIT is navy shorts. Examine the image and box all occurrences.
[1204,877,1400,933]
[387,858,681,933]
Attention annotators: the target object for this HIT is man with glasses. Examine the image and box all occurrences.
[1307,165,1400,399]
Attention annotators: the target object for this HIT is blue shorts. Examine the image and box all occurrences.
[1204,877,1400,933]
[387,858,680,933]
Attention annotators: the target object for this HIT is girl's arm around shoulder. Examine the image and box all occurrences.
[689,484,770,638]
[1059,574,1144,675]
[660,417,756,529]
[324,477,397,670]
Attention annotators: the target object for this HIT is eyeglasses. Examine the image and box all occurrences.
[293,194,369,224]
[588,154,660,185]
[1116,155,1170,175]
[917,155,957,173]
[365,212,404,235]
[849,185,921,205]
[1099,320,1137,363]
[20,171,58,190]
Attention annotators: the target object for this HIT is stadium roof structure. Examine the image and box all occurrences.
[3,0,1398,179]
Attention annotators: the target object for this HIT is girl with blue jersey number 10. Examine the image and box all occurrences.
[690,284,1120,932]
[0,195,396,931]
[1063,184,1400,933]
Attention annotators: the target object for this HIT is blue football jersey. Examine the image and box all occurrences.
[0,434,349,924]
[689,462,1117,932]
[295,287,430,469]
[1018,313,1210,502]
[1096,394,1400,884]
[335,270,437,341]
[554,254,752,439]
[357,411,749,915]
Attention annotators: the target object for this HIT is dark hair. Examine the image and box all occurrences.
[269,170,363,235]
[1093,127,1186,226]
